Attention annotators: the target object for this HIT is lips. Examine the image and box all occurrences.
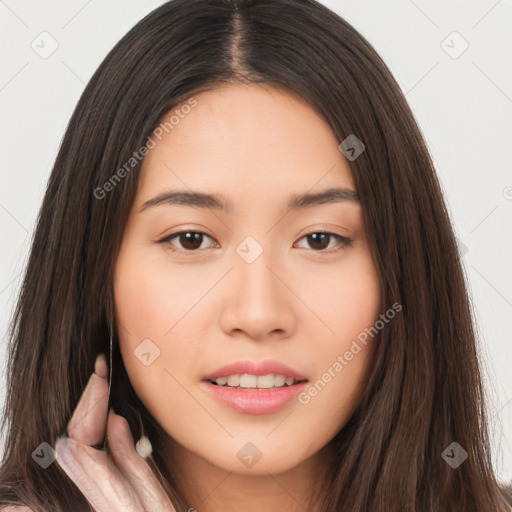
[201,360,310,414]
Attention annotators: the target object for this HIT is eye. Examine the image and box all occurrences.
[295,231,353,252]
[158,230,217,256]
[157,230,353,257]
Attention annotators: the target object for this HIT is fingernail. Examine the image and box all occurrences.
[94,353,107,376]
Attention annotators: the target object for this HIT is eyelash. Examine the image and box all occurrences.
[157,230,353,257]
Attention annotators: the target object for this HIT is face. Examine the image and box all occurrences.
[113,83,381,476]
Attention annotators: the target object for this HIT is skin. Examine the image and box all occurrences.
[56,84,382,511]
[56,356,176,512]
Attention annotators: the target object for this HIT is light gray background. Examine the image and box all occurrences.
[1,0,511,483]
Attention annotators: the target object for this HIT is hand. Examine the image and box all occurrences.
[55,354,177,512]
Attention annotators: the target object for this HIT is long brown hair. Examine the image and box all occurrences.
[1,0,511,510]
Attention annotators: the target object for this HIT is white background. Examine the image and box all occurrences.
[0,0,511,484]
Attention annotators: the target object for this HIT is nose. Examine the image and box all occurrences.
[218,242,297,342]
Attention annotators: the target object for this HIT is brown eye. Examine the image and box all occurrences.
[295,232,353,252]
[159,231,217,256]
[175,232,205,250]
[305,233,330,250]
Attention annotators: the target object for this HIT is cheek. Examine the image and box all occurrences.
[296,246,381,426]
[114,255,170,340]
[305,244,381,345]
[114,244,205,344]
[113,246,190,416]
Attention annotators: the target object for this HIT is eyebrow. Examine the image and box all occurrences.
[138,187,360,214]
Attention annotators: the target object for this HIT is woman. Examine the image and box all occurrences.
[1,0,511,510]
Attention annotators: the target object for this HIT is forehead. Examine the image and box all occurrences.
[136,84,356,207]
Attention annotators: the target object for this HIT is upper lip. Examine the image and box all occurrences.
[203,360,309,381]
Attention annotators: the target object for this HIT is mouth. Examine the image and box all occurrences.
[206,374,308,390]
[201,361,309,414]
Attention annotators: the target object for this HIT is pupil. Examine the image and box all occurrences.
[181,232,202,250]
[309,233,329,250]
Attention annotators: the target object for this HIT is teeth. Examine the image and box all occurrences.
[274,375,286,387]
[256,374,275,389]
[240,374,258,387]
[214,373,301,389]
[227,375,240,387]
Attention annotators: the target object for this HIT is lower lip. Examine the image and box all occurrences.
[202,381,308,415]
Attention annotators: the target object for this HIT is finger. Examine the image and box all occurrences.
[67,354,109,446]
[94,352,108,378]
[55,435,144,512]
[107,410,177,512]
